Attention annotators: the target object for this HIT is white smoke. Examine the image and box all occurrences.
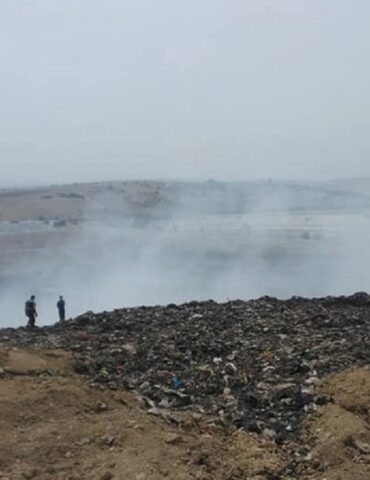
[1,181,370,327]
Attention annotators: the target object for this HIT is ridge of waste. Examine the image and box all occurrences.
[1,291,370,444]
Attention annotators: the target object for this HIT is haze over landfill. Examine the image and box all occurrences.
[1,179,370,327]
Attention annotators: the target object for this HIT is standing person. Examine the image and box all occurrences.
[25,295,37,328]
[57,295,65,321]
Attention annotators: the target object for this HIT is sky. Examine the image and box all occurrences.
[1,0,370,186]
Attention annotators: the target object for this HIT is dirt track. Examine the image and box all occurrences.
[1,348,370,479]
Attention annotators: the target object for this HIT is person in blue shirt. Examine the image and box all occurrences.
[57,295,65,321]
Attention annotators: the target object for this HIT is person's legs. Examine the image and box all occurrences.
[27,314,35,327]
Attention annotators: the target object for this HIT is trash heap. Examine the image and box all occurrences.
[1,292,370,443]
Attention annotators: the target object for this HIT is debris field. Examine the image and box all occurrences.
[2,292,370,446]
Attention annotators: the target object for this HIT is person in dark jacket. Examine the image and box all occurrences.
[25,295,37,327]
[57,295,65,321]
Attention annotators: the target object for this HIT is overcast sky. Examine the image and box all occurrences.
[1,0,370,186]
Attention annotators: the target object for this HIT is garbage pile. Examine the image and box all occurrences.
[1,292,370,443]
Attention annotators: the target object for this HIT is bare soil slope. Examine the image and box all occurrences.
[0,348,283,480]
[306,368,370,480]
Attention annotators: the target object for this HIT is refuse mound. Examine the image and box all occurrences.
[2,293,370,440]
[1,293,370,479]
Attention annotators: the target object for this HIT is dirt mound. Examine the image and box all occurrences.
[0,348,283,480]
[0,348,71,372]
[304,368,370,480]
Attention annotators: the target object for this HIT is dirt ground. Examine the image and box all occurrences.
[0,348,283,480]
[1,348,370,480]
[305,367,370,480]
[0,182,165,222]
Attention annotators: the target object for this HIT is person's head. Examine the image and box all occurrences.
[30,295,35,300]
[59,295,63,300]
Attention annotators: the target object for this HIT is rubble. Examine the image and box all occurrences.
[1,292,370,443]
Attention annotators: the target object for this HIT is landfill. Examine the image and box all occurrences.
[1,291,370,447]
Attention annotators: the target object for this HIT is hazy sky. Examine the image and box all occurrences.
[1,0,370,185]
